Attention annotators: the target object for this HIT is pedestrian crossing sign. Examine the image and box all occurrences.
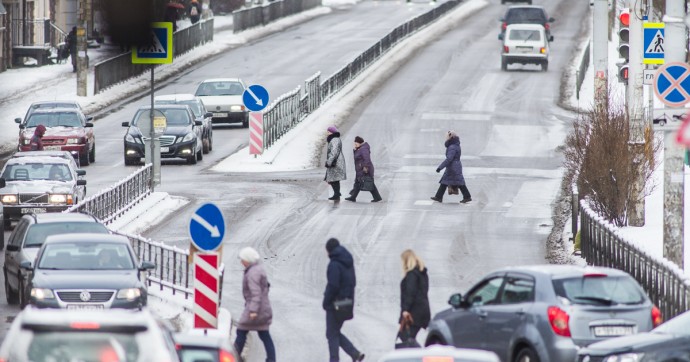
[132,22,173,64]
[643,22,664,65]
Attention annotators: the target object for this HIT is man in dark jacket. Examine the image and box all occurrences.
[30,125,46,151]
[66,27,77,72]
[323,238,364,362]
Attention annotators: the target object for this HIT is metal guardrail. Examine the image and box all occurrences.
[232,0,322,33]
[579,201,690,320]
[11,18,51,46]
[575,40,590,100]
[261,0,460,149]
[94,18,214,95]
[65,164,153,224]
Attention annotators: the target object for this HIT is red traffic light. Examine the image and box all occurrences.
[619,10,630,26]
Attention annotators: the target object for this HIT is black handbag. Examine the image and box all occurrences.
[395,327,421,349]
[359,175,375,192]
[333,298,354,322]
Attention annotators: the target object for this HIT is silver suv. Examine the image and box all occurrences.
[425,265,660,362]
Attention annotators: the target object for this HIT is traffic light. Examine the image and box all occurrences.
[618,9,630,83]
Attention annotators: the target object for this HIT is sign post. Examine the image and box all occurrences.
[189,203,226,330]
[242,85,269,156]
[132,22,173,188]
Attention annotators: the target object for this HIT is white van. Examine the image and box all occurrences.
[499,23,552,71]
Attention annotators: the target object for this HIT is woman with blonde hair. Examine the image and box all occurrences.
[398,249,431,345]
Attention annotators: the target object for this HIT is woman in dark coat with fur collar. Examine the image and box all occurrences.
[399,249,431,343]
[430,130,472,203]
[345,136,382,202]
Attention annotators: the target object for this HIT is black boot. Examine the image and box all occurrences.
[431,185,446,203]
[459,185,472,203]
[370,185,382,202]
[329,181,341,200]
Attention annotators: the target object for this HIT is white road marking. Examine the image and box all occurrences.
[480,124,565,158]
[395,166,563,179]
[421,112,491,121]
[414,200,435,205]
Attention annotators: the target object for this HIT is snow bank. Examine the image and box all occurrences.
[107,191,189,234]
[212,0,489,173]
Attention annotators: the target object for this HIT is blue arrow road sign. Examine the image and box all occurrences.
[189,203,225,251]
[243,85,269,112]
[643,22,664,64]
[654,62,690,107]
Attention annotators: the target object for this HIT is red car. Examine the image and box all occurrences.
[16,108,96,165]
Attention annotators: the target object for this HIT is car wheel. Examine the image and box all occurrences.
[4,269,18,305]
[4,217,10,230]
[202,137,210,154]
[425,336,446,347]
[209,132,213,151]
[514,347,539,362]
[18,277,27,310]
[187,154,198,165]
[89,144,96,163]
[541,61,548,72]
[80,151,90,166]
[243,114,249,128]
[501,59,508,71]
[197,147,203,161]
[0,218,4,249]
[659,120,667,126]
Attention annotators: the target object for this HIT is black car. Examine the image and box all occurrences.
[3,212,109,307]
[122,105,204,165]
[500,6,555,41]
[154,94,214,154]
[20,233,155,310]
[578,309,690,362]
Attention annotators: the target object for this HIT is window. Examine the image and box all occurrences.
[552,276,646,305]
[195,81,244,96]
[26,331,140,361]
[38,242,135,270]
[24,222,108,248]
[134,109,191,126]
[9,220,29,247]
[466,277,504,306]
[26,112,83,128]
[508,29,541,41]
[500,277,535,304]
[2,163,72,182]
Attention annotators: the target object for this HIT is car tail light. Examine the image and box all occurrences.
[652,306,663,327]
[545,23,550,30]
[547,306,571,337]
[70,321,100,330]
[219,349,235,362]
[502,22,507,30]
[422,357,453,362]
[504,46,509,53]
[583,272,607,277]
[540,47,546,54]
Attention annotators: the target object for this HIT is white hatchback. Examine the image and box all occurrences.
[499,24,551,71]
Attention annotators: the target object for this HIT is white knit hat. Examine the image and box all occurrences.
[238,247,260,264]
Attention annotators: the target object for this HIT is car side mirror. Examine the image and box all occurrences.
[86,116,94,122]
[6,245,19,252]
[76,170,86,176]
[15,117,21,124]
[205,112,213,118]
[139,261,155,271]
[498,33,504,41]
[194,120,203,126]
[85,122,94,127]
[0,178,5,188]
[549,17,555,22]
[448,293,464,309]
[20,260,33,270]
[549,35,554,42]
[77,180,87,186]
[18,124,25,129]
[122,122,130,127]
[499,17,504,21]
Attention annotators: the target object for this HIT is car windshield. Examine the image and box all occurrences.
[31,103,78,111]
[133,108,191,126]
[653,311,690,335]
[1,163,72,182]
[195,81,244,96]
[509,29,541,41]
[38,242,135,270]
[26,112,82,128]
[24,222,109,248]
[155,100,202,117]
[552,276,646,305]
[507,9,546,23]
[22,331,141,361]
[179,347,221,362]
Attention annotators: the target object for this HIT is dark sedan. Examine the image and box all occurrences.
[578,309,690,362]
[20,233,154,310]
[123,105,203,165]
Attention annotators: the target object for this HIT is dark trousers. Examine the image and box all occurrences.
[326,310,360,362]
[349,181,382,201]
[434,184,471,201]
[235,329,276,362]
[329,181,341,198]
[70,52,77,72]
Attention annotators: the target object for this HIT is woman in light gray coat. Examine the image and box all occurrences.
[234,247,276,362]
[324,125,347,201]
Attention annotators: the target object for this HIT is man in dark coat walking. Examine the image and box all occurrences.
[431,130,472,203]
[323,238,364,362]
[345,136,382,202]
[30,125,46,151]
[66,27,77,72]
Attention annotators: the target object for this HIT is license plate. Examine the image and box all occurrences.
[44,146,62,151]
[213,112,228,117]
[67,304,104,310]
[21,208,46,214]
[160,147,169,153]
[516,46,533,53]
[593,326,633,337]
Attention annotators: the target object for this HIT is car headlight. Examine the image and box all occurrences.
[180,132,196,143]
[31,288,55,300]
[125,134,136,143]
[66,138,81,144]
[230,105,245,112]
[48,194,73,204]
[116,288,141,300]
[1,194,18,204]
[23,139,31,145]
[603,353,644,362]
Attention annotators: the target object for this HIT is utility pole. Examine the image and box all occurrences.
[593,0,609,110]
[76,0,87,96]
[662,0,685,268]
[628,0,646,226]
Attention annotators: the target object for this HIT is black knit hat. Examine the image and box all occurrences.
[354,136,364,144]
[326,238,340,253]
